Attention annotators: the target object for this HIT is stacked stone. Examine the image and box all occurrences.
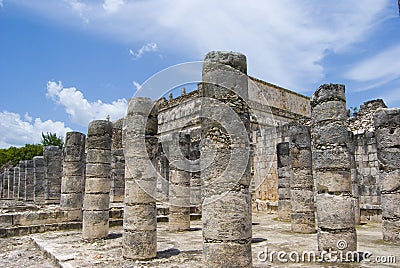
[110,119,125,203]
[123,98,158,260]
[1,169,8,199]
[348,133,361,225]
[289,125,315,233]
[201,51,252,267]
[33,156,45,204]
[168,133,191,232]
[277,142,291,221]
[0,172,3,198]
[43,146,63,204]
[13,166,19,200]
[6,168,14,199]
[60,132,86,221]
[311,84,357,251]
[24,160,34,201]
[82,121,112,240]
[373,108,400,244]
[17,161,26,200]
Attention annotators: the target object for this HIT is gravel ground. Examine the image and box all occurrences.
[0,236,55,268]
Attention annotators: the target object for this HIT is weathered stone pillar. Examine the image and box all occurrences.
[60,132,86,221]
[168,133,191,232]
[17,161,26,200]
[44,146,63,204]
[348,133,361,225]
[311,84,357,251]
[373,108,400,244]
[289,125,315,233]
[13,166,19,200]
[201,51,252,267]
[25,160,34,201]
[110,119,125,203]
[33,156,45,204]
[123,98,158,260]
[82,121,112,240]
[0,172,4,199]
[7,168,14,199]
[277,142,291,221]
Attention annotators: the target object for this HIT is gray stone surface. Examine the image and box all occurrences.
[123,97,158,260]
[201,51,252,267]
[311,84,357,251]
[277,142,291,221]
[374,108,400,244]
[289,124,315,234]
[60,132,86,221]
[44,146,63,204]
[33,156,45,204]
[82,121,112,240]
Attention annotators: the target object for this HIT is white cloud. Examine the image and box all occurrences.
[46,81,128,127]
[129,42,158,59]
[9,0,393,92]
[103,0,124,14]
[0,111,72,148]
[65,0,89,23]
[345,44,400,86]
[0,0,3,8]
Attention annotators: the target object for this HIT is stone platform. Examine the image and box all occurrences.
[22,213,399,267]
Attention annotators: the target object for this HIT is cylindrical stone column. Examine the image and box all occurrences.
[33,156,45,204]
[277,142,291,221]
[111,118,125,203]
[168,133,191,232]
[44,146,63,204]
[25,160,34,201]
[123,97,158,260]
[348,133,361,225]
[311,84,357,251]
[82,121,112,240]
[7,168,14,199]
[18,161,26,201]
[289,125,315,233]
[201,51,252,267]
[13,166,19,200]
[60,132,86,221]
[373,108,400,244]
[0,172,4,199]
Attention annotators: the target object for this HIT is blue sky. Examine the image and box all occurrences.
[0,0,399,148]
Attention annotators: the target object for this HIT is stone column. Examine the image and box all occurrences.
[33,156,45,204]
[7,168,14,199]
[82,121,112,240]
[13,166,19,200]
[60,132,86,221]
[277,142,291,221]
[25,160,34,201]
[168,133,191,232]
[123,98,158,260]
[201,51,252,267]
[348,133,361,225]
[0,172,4,199]
[44,146,63,204]
[373,108,400,244]
[110,118,125,203]
[2,169,9,199]
[18,161,26,201]
[311,84,357,251]
[289,124,315,233]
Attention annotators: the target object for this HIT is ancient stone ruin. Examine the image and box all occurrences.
[0,50,399,267]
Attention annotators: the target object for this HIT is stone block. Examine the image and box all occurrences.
[122,230,157,260]
[317,228,357,251]
[85,177,111,194]
[312,147,351,170]
[290,189,314,212]
[83,193,110,210]
[82,210,109,240]
[311,101,347,124]
[290,169,313,189]
[379,170,400,193]
[381,193,400,219]
[86,149,112,164]
[382,219,400,244]
[203,240,252,268]
[123,204,157,231]
[316,194,355,229]
[315,170,352,193]
[291,212,316,234]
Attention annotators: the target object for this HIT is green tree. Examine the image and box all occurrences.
[41,132,64,148]
[0,144,43,167]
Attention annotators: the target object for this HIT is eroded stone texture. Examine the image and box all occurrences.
[24,160,34,201]
[311,84,357,252]
[33,156,45,204]
[6,168,14,199]
[13,166,19,200]
[110,118,125,203]
[373,108,400,244]
[60,132,86,221]
[201,51,252,267]
[123,98,158,260]
[168,133,191,232]
[82,121,112,240]
[289,124,315,233]
[43,146,63,204]
[277,142,291,221]
[17,161,26,201]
